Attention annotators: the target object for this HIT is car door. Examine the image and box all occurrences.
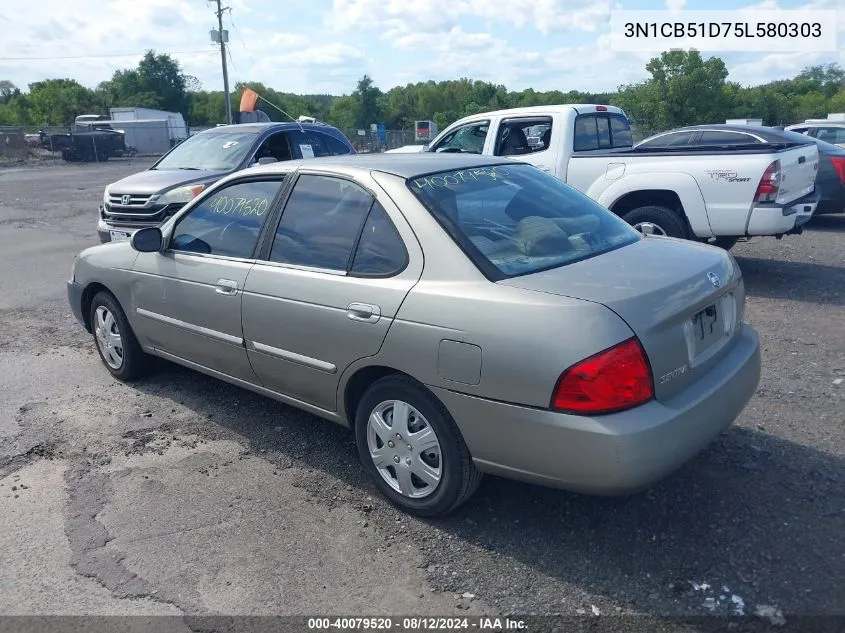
[241,172,423,412]
[492,115,557,175]
[131,176,288,381]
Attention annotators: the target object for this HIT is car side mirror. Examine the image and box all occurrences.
[130,227,163,252]
[257,156,278,165]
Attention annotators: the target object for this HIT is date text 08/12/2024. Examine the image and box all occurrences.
[307,617,527,631]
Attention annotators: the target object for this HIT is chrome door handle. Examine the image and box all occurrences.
[215,279,239,295]
[346,302,381,323]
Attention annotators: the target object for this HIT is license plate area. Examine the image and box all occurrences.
[109,230,130,242]
[684,293,736,366]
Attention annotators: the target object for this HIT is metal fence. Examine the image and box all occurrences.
[344,129,420,153]
[0,123,189,165]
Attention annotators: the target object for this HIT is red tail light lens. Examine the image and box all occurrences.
[595,105,608,111]
[829,156,845,184]
[754,159,781,203]
[552,338,654,415]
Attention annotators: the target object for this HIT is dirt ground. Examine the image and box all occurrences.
[0,160,843,630]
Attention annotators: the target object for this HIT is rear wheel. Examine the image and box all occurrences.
[355,375,481,516]
[89,291,150,381]
[623,205,690,240]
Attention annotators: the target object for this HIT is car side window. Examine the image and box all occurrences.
[494,117,553,156]
[573,113,632,151]
[698,131,758,145]
[638,131,695,148]
[350,203,408,277]
[431,121,489,154]
[252,132,293,163]
[269,175,373,270]
[170,179,285,258]
[815,127,845,144]
[320,132,353,155]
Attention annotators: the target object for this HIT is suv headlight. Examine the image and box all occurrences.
[156,184,205,205]
[103,186,110,205]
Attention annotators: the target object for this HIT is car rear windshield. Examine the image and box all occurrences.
[153,132,257,171]
[407,163,640,280]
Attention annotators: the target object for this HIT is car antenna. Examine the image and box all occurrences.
[256,99,304,132]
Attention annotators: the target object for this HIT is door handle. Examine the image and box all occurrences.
[215,279,239,295]
[346,302,381,323]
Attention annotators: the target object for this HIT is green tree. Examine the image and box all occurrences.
[27,79,100,125]
[352,75,383,127]
[100,51,189,116]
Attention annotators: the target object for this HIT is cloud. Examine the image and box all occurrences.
[330,0,612,36]
[666,0,687,9]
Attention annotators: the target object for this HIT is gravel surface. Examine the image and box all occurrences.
[0,160,842,630]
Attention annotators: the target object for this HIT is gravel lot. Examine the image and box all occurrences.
[0,160,843,629]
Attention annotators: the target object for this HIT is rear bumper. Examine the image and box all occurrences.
[433,324,761,495]
[746,190,819,236]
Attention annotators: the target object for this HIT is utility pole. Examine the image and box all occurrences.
[211,0,232,124]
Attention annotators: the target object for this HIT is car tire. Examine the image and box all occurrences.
[355,375,482,517]
[623,205,690,240]
[89,291,150,381]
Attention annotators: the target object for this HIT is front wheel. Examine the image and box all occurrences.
[89,291,150,381]
[355,376,482,516]
[623,205,690,240]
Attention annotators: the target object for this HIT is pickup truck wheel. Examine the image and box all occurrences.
[623,205,690,240]
[89,291,150,381]
[355,375,482,517]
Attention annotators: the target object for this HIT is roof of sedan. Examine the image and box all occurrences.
[248,152,519,179]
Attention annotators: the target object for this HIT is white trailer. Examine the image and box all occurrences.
[108,119,172,155]
[109,107,188,142]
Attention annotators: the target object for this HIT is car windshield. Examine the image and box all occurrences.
[153,132,257,171]
[407,163,640,279]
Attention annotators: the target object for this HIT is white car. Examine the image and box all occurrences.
[392,105,820,249]
[785,121,845,149]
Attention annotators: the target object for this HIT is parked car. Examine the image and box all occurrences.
[638,124,845,216]
[785,120,845,148]
[386,105,820,249]
[68,153,761,516]
[97,121,356,243]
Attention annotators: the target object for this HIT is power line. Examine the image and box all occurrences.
[0,50,214,61]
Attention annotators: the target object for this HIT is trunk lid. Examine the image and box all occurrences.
[498,236,745,401]
[776,143,819,205]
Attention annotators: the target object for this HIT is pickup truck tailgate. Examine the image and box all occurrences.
[777,143,819,205]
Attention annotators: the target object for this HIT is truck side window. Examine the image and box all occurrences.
[431,122,489,154]
[494,117,553,156]
[574,113,633,151]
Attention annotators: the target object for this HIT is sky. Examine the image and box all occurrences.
[0,0,842,97]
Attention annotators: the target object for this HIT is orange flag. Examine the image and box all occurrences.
[240,87,259,112]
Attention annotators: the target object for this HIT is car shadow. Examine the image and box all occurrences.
[130,361,845,621]
[806,215,845,233]
[735,255,845,306]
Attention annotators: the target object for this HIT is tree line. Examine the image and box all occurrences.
[1,50,843,137]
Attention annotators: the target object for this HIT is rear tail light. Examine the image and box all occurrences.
[829,156,845,184]
[754,160,781,203]
[595,105,608,111]
[552,338,654,415]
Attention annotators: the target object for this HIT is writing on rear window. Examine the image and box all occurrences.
[412,167,511,190]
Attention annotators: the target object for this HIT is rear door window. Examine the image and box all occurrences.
[814,127,845,144]
[494,117,553,156]
[269,175,373,270]
[573,113,632,151]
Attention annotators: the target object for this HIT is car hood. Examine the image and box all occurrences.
[498,236,742,401]
[107,169,228,196]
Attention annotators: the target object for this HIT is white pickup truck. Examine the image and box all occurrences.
[390,105,820,247]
